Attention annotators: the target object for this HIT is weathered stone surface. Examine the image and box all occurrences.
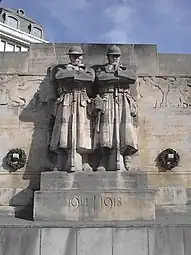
[148,227,184,255]
[155,187,187,205]
[0,52,29,73]
[28,43,57,74]
[40,171,148,190]
[186,188,191,202]
[0,225,190,255]
[156,205,191,219]
[0,188,15,205]
[77,228,112,255]
[159,53,191,75]
[0,205,32,218]
[139,76,191,172]
[34,189,155,221]
[35,171,156,221]
[0,228,40,255]
[147,172,187,187]
[0,187,32,206]
[41,228,76,255]
[10,188,33,206]
[113,228,148,255]
[132,44,158,75]
[183,227,191,255]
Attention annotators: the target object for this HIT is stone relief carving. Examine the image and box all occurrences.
[49,45,138,172]
[0,75,50,108]
[139,77,191,108]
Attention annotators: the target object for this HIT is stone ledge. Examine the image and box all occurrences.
[0,205,32,218]
[2,217,191,228]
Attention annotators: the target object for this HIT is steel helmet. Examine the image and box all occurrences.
[107,45,121,55]
[67,45,84,55]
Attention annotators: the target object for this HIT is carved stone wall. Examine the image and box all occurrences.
[139,76,191,188]
[0,43,191,218]
[0,73,53,213]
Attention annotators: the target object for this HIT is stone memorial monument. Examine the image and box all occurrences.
[33,45,155,221]
[1,43,191,254]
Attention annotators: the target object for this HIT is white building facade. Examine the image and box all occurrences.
[0,7,48,52]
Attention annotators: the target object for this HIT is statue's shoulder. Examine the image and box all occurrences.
[55,64,74,80]
[55,64,68,71]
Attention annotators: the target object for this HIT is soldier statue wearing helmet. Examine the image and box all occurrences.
[49,45,95,172]
[93,44,138,171]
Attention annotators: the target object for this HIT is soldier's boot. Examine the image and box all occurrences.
[96,161,107,172]
[54,149,68,171]
[82,163,92,172]
[82,154,92,172]
[123,145,138,171]
[96,148,109,172]
[123,155,132,171]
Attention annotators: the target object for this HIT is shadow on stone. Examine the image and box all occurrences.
[9,187,34,220]
[14,67,55,220]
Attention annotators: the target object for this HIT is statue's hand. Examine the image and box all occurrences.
[87,98,92,103]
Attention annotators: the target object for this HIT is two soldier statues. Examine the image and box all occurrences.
[49,45,138,172]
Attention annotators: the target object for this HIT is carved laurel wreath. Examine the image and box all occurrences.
[157,148,180,171]
[5,148,27,170]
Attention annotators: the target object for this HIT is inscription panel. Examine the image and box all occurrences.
[140,108,191,170]
[140,77,191,169]
[34,190,155,221]
[67,195,122,212]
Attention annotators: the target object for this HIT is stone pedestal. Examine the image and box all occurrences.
[34,171,156,221]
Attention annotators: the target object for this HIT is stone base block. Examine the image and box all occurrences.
[34,189,156,221]
[40,171,148,190]
[34,171,156,221]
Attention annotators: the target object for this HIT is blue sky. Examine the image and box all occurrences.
[2,0,191,53]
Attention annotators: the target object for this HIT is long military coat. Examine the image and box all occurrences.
[50,63,95,153]
[93,63,138,155]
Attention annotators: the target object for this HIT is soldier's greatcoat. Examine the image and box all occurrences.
[50,63,95,153]
[94,63,138,155]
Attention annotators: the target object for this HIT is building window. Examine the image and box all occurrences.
[16,9,25,16]
[0,40,29,52]
[7,16,18,29]
[32,27,42,38]
[15,46,21,52]
[6,42,15,52]
[21,47,29,52]
[0,40,6,51]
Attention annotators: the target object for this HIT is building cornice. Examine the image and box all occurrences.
[0,22,48,44]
